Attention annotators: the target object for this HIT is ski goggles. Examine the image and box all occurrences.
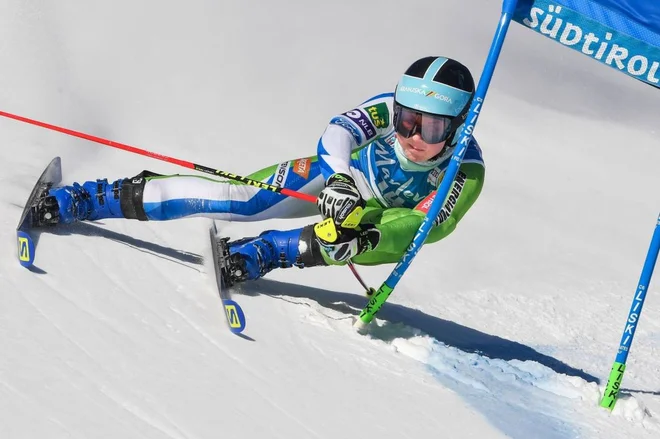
[393,104,456,144]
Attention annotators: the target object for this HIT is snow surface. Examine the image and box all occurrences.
[1,0,659,438]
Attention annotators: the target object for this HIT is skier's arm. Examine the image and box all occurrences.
[317,94,394,180]
[349,162,485,265]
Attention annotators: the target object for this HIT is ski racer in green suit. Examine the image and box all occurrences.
[38,56,485,285]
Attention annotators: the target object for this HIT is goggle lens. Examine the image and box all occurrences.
[394,104,454,144]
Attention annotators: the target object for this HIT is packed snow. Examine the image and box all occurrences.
[1,1,659,438]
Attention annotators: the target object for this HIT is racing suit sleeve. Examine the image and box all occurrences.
[347,162,485,265]
[317,93,395,180]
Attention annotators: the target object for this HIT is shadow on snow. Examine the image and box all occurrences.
[25,222,603,386]
[47,222,204,267]
[248,278,600,385]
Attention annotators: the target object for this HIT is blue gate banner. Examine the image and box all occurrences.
[513,0,660,88]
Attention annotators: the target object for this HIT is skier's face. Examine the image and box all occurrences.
[396,132,447,163]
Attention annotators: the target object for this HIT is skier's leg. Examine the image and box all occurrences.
[138,157,321,221]
[41,157,323,225]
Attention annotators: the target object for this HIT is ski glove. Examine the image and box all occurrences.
[316,173,365,229]
[316,225,381,263]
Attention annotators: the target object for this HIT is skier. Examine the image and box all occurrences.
[35,56,485,285]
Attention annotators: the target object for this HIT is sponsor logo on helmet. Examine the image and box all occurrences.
[342,110,376,140]
[398,86,426,95]
[293,158,311,180]
[425,91,453,104]
[398,86,453,104]
[365,103,390,129]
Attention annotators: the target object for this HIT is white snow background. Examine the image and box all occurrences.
[0,1,659,438]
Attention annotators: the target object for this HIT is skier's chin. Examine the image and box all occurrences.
[402,145,431,162]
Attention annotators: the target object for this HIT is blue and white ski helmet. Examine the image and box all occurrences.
[394,56,475,145]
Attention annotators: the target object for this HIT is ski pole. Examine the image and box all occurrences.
[0,110,317,203]
[0,109,378,291]
[600,213,660,410]
[353,0,519,331]
[347,261,376,296]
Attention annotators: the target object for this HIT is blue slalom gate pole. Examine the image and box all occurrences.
[600,213,660,409]
[354,0,520,331]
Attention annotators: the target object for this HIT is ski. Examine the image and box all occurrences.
[209,222,247,334]
[16,157,63,268]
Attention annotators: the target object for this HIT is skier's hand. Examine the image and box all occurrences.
[315,225,380,263]
[316,173,365,230]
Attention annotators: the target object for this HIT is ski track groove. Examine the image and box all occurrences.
[17,268,197,439]
[169,307,323,439]
[15,287,152,437]
[30,268,139,345]
[94,249,179,333]
[0,379,72,438]
[98,385,193,439]
[61,356,190,439]
[68,243,207,439]
[1,321,153,439]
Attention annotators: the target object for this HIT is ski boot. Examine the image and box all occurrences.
[33,172,155,227]
[219,225,326,286]
[34,179,125,226]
